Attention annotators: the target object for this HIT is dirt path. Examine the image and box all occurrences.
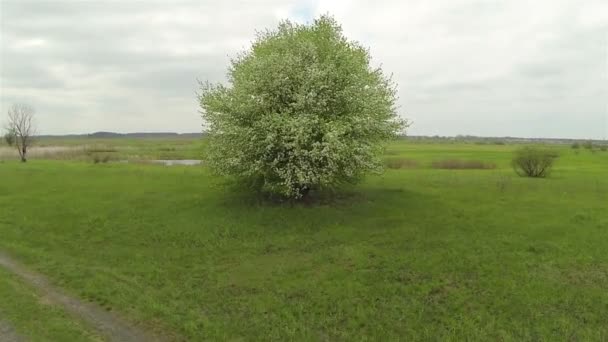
[0,251,162,342]
[0,316,22,342]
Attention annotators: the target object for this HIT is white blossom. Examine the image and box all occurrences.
[199,16,407,199]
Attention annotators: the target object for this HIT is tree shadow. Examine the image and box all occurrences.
[217,182,442,216]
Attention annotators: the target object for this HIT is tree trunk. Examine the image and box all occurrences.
[298,185,310,199]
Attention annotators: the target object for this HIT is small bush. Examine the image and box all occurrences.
[582,141,593,150]
[384,158,419,169]
[600,145,607,152]
[92,154,112,164]
[571,142,580,149]
[512,147,557,178]
[3,130,15,146]
[431,159,496,170]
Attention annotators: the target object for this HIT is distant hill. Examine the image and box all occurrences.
[88,131,125,138]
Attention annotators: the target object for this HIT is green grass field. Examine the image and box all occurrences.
[1,138,607,340]
[0,267,101,341]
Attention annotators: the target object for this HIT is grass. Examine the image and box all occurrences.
[384,157,419,169]
[0,267,100,341]
[0,140,607,340]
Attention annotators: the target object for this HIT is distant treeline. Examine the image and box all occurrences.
[401,135,607,145]
[37,132,205,139]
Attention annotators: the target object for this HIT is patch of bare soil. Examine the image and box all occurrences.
[0,316,22,342]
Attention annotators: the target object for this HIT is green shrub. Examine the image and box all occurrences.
[3,129,16,146]
[571,142,580,149]
[512,147,558,178]
[601,145,607,152]
[582,141,593,150]
[92,154,111,164]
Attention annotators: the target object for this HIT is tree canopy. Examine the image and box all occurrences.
[199,15,406,199]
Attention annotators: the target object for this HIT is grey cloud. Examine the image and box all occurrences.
[1,0,303,134]
[1,0,606,138]
[316,0,607,139]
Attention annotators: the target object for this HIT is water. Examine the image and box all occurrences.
[149,159,202,166]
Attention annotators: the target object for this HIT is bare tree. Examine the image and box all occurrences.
[5,104,37,162]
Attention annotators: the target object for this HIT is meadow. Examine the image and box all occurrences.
[1,137,607,340]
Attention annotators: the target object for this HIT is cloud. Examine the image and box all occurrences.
[314,0,608,138]
[1,0,606,138]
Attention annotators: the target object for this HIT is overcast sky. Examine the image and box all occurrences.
[1,0,607,138]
